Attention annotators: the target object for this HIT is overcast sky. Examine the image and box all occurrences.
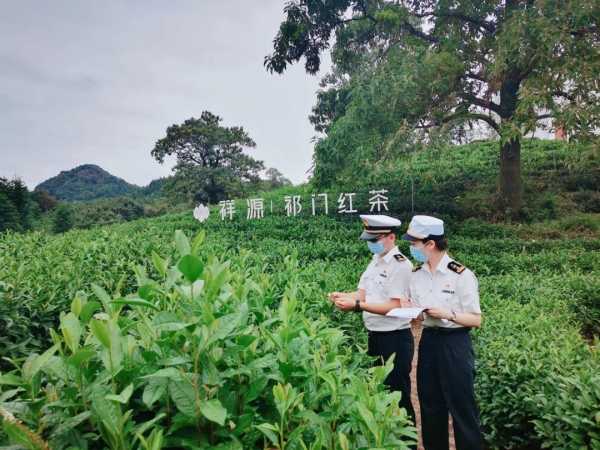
[0,1,329,189]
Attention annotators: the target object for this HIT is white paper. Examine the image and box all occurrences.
[386,307,425,319]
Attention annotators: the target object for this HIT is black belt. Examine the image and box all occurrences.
[423,327,470,334]
[368,328,412,336]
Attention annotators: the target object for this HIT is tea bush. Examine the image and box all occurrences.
[474,292,599,449]
[1,210,599,449]
[0,230,417,449]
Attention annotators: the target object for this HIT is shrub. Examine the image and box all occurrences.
[0,230,417,449]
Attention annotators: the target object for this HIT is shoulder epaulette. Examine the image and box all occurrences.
[412,265,422,272]
[447,261,466,274]
[393,254,406,262]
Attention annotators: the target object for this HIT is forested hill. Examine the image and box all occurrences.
[34,164,160,201]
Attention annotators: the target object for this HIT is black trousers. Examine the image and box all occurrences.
[418,327,484,450]
[367,328,416,425]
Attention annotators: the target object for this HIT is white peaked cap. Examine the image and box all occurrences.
[402,215,444,241]
[359,214,402,240]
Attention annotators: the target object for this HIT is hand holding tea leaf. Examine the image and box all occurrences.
[328,291,353,302]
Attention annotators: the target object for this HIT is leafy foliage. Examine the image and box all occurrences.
[151,111,265,204]
[1,141,599,448]
[0,207,599,448]
[0,177,39,233]
[0,229,416,449]
[312,138,599,222]
[52,204,74,234]
[267,0,600,214]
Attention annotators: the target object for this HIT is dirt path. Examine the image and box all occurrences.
[411,322,456,450]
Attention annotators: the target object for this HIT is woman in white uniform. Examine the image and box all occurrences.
[403,215,484,450]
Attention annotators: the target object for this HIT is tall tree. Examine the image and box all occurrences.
[266,0,599,215]
[31,190,58,213]
[265,167,293,189]
[0,192,21,232]
[151,111,265,204]
[0,177,33,231]
[52,203,74,234]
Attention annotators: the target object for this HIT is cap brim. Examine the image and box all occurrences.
[402,233,419,241]
[360,230,380,241]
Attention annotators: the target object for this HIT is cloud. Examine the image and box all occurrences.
[0,1,329,189]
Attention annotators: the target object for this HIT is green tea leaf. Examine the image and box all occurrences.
[0,387,24,402]
[338,431,350,450]
[169,378,197,417]
[142,367,182,379]
[356,403,379,441]
[60,312,81,353]
[67,346,96,367]
[153,312,190,332]
[138,284,156,300]
[209,306,248,344]
[256,423,279,446]
[135,412,167,438]
[0,373,22,386]
[90,319,111,348]
[179,279,204,301]
[70,292,86,317]
[80,301,101,324]
[23,344,58,382]
[92,283,112,314]
[191,230,206,256]
[106,383,134,404]
[246,376,268,402]
[174,230,191,256]
[50,411,92,438]
[201,398,227,426]
[90,385,121,432]
[178,255,203,283]
[151,251,167,277]
[43,356,70,381]
[142,378,167,409]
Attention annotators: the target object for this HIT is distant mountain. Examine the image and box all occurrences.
[35,164,148,201]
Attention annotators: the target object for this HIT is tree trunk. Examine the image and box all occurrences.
[207,175,218,205]
[499,137,522,216]
[498,74,523,217]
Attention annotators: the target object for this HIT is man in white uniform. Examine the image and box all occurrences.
[403,215,484,450]
[329,214,415,425]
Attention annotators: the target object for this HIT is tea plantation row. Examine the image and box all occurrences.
[0,212,599,449]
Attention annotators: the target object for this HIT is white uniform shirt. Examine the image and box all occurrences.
[358,246,413,331]
[409,253,481,329]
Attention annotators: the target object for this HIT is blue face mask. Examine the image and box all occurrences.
[367,240,385,255]
[410,245,429,263]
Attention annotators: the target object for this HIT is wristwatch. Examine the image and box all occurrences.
[450,310,457,321]
[354,299,362,312]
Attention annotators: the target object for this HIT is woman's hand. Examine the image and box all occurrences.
[334,298,356,312]
[424,308,452,320]
[328,292,344,302]
[328,292,354,302]
[399,296,415,308]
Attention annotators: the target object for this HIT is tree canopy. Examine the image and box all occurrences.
[266,0,599,216]
[151,111,265,204]
[0,177,39,232]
